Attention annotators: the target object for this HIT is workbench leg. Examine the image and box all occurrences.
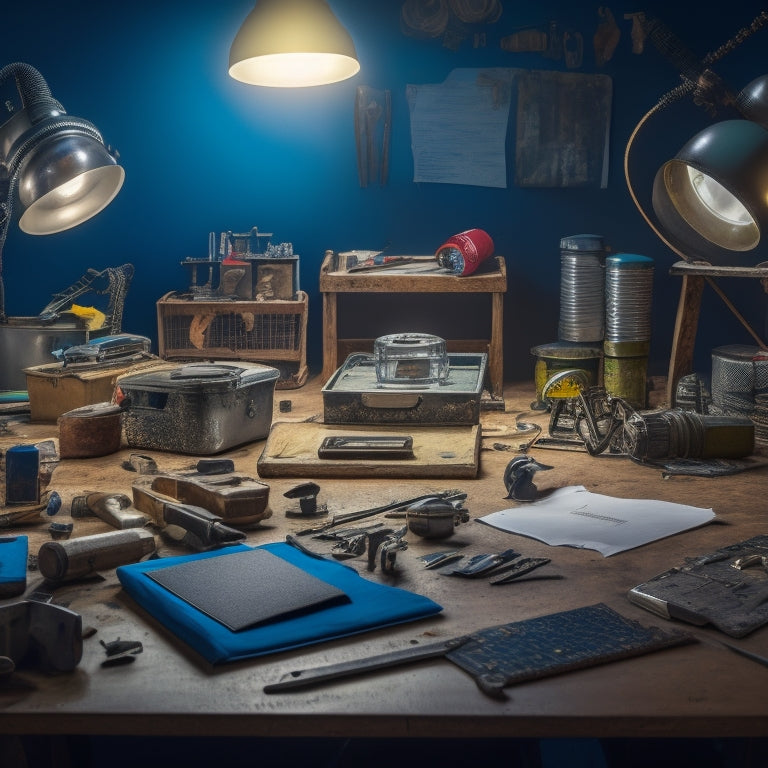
[666,274,704,407]
[489,291,504,398]
[322,291,338,384]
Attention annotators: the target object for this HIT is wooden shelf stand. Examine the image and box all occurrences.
[319,253,507,398]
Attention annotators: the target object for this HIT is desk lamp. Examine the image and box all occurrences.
[0,62,125,322]
[624,13,768,352]
[626,13,768,267]
[229,0,360,87]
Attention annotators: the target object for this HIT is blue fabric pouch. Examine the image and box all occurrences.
[116,541,443,665]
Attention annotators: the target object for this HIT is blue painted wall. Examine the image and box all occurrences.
[2,0,767,382]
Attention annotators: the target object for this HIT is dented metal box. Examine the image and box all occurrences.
[322,353,487,426]
[116,362,279,454]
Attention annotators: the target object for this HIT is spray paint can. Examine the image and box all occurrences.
[435,229,494,276]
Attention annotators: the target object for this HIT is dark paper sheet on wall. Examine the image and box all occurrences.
[406,68,612,190]
[515,70,612,188]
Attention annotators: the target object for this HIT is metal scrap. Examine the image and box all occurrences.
[295,490,465,536]
[99,638,143,667]
[368,527,407,573]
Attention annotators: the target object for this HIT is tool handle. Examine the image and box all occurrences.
[264,637,468,693]
[37,529,156,582]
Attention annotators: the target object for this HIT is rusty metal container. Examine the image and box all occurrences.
[115,362,279,454]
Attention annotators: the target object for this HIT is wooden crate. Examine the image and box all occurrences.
[24,356,172,423]
[156,291,308,388]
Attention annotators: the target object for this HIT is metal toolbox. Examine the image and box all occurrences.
[322,353,487,426]
[115,362,279,454]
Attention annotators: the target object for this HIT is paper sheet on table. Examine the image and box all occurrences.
[477,485,716,557]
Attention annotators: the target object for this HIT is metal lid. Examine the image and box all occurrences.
[61,401,122,419]
[605,253,654,268]
[712,344,768,362]
[559,234,605,252]
[170,364,242,381]
[121,362,279,389]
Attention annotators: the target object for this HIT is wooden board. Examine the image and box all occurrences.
[257,421,480,479]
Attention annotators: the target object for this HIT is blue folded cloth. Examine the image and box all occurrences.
[117,541,442,665]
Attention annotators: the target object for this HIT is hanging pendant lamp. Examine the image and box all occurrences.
[229,0,360,88]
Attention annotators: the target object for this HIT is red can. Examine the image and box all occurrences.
[434,229,495,276]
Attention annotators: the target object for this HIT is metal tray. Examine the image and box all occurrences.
[322,353,487,426]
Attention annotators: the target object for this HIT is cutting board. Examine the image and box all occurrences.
[257,421,480,479]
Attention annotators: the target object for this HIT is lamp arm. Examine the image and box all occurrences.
[0,172,16,323]
[702,11,768,68]
[0,63,64,124]
[623,82,694,265]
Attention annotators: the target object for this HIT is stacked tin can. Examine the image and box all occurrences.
[530,235,605,408]
[558,234,606,343]
[603,253,654,408]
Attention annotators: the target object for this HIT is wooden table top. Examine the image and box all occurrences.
[319,254,507,293]
[1,377,767,739]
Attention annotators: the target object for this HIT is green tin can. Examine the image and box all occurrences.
[603,354,648,409]
[531,341,603,408]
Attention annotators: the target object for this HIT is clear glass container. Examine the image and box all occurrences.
[374,333,449,387]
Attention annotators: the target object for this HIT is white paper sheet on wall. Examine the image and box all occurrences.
[407,68,516,188]
[477,485,716,557]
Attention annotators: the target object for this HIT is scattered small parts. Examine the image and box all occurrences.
[100,638,143,667]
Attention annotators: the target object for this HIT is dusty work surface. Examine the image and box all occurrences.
[1,377,768,739]
[257,421,480,478]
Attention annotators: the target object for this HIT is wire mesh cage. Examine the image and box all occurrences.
[156,291,308,388]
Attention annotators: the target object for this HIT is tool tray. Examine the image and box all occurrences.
[322,352,487,426]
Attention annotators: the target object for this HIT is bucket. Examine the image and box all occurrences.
[0,318,93,391]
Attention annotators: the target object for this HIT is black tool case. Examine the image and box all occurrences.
[116,362,279,454]
[322,353,487,426]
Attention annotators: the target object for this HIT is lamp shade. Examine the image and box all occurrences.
[17,129,124,235]
[652,119,768,265]
[229,0,360,87]
[736,74,768,129]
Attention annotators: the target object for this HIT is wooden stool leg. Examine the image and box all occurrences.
[666,274,704,407]
[322,291,338,383]
[489,291,504,398]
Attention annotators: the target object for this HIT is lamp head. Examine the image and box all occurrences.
[647,63,768,267]
[652,119,768,264]
[15,123,124,235]
[229,0,360,87]
[0,63,124,236]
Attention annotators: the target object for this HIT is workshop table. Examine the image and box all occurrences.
[1,377,768,753]
[319,252,507,399]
